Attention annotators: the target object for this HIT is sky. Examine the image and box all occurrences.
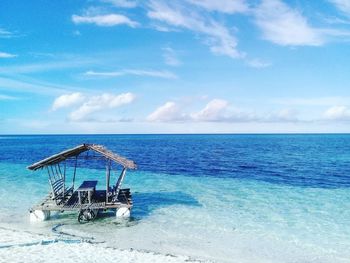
[1,0,350,134]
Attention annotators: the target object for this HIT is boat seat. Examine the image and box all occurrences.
[50,178,73,204]
[110,188,130,202]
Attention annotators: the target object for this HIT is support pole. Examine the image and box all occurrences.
[62,161,66,198]
[50,166,56,181]
[47,166,52,183]
[115,168,127,201]
[54,165,60,180]
[72,156,78,191]
[106,159,111,203]
[58,163,63,179]
[47,166,54,198]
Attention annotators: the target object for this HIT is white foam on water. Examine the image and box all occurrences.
[0,227,205,263]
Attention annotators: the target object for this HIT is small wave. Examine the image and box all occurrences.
[0,226,208,263]
[51,224,97,241]
[0,238,82,249]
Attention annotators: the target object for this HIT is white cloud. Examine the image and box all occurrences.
[85,71,125,77]
[272,96,350,106]
[0,76,73,95]
[0,58,96,74]
[186,0,248,14]
[72,14,138,27]
[0,28,15,38]
[246,58,271,68]
[191,99,229,121]
[324,105,350,121]
[162,47,181,66]
[254,0,323,46]
[319,28,350,39]
[266,108,299,122]
[101,0,138,8]
[147,0,243,58]
[0,28,11,35]
[69,92,135,121]
[147,99,304,123]
[152,24,178,32]
[0,94,17,100]
[323,16,350,25]
[85,69,177,79]
[147,99,257,123]
[147,101,187,122]
[329,0,350,15]
[192,99,259,122]
[52,92,85,111]
[0,52,17,58]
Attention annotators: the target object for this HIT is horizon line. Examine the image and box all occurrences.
[1,132,350,136]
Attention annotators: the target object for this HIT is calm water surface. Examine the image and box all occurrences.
[0,134,349,262]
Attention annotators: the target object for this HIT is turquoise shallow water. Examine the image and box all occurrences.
[0,135,350,262]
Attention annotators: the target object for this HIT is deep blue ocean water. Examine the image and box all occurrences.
[0,134,350,262]
[1,134,350,187]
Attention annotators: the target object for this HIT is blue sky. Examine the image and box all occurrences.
[1,0,350,134]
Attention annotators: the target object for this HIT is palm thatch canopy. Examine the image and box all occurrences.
[27,144,137,171]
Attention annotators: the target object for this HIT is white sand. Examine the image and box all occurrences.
[0,227,206,263]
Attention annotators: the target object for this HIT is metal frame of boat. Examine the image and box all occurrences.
[27,144,137,222]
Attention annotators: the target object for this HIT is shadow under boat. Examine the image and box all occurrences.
[130,191,201,219]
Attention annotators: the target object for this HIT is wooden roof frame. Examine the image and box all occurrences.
[27,144,137,171]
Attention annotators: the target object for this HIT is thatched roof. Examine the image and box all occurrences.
[27,144,137,170]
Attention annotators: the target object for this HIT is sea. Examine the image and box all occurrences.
[0,134,349,263]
